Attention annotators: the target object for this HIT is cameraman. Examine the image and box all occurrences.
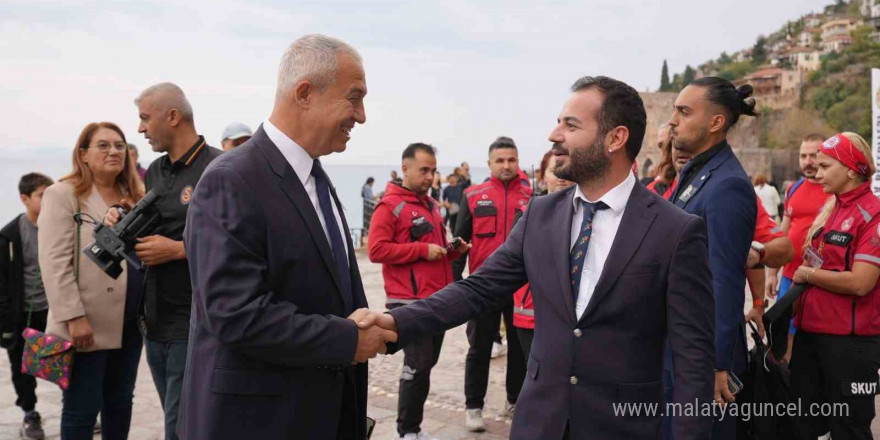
[106,83,221,440]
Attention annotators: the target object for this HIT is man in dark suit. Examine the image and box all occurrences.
[178,34,395,440]
[363,76,716,440]
[667,77,759,440]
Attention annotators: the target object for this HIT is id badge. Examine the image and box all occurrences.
[804,246,825,268]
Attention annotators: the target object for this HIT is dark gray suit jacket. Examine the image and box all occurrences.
[178,127,369,439]
[389,182,715,440]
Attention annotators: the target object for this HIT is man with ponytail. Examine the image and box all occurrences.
[666,77,759,440]
[789,133,880,440]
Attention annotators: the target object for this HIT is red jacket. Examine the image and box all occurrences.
[463,176,532,273]
[513,284,533,329]
[369,183,460,306]
[795,183,880,336]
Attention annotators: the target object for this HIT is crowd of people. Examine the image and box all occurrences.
[0,32,878,440]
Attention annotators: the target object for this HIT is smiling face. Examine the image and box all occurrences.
[548,88,610,185]
[301,54,367,157]
[81,127,127,180]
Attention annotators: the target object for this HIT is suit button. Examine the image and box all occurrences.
[570,376,579,385]
[573,329,582,338]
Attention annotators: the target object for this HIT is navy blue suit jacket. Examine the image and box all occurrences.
[389,182,716,439]
[177,127,369,439]
[672,141,756,373]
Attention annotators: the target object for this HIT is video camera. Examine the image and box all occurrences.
[83,190,162,279]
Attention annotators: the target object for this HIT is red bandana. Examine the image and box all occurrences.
[822,134,872,177]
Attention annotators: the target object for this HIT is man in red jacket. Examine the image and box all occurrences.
[369,142,468,440]
[452,136,532,431]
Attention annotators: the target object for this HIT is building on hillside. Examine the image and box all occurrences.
[821,18,857,40]
[735,67,800,96]
[733,49,753,63]
[788,47,822,73]
[797,28,819,47]
[770,39,791,53]
[805,13,824,29]
[821,33,854,52]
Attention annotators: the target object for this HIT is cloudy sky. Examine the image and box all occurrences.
[2,0,832,167]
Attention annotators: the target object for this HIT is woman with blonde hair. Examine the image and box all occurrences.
[38,122,145,439]
[789,132,880,439]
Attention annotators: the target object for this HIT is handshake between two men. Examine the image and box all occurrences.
[348,308,400,364]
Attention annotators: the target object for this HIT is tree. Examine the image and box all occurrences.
[718,52,732,65]
[660,59,671,91]
[753,36,768,65]
[671,73,683,92]
[682,65,696,87]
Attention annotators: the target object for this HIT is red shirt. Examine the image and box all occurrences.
[754,199,785,243]
[782,180,829,279]
[795,183,880,335]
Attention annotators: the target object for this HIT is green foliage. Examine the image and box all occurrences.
[717,61,754,81]
[806,25,880,140]
[682,66,696,88]
[660,60,671,92]
[753,36,768,65]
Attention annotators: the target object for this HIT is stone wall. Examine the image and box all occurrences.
[636,92,798,185]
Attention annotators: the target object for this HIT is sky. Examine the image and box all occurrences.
[1,0,835,169]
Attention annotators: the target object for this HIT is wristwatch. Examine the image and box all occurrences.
[751,241,766,262]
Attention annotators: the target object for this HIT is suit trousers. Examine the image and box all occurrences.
[464,301,525,409]
[6,309,47,412]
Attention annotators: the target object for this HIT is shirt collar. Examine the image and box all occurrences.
[685,140,729,172]
[263,119,314,186]
[571,171,636,215]
[163,135,207,170]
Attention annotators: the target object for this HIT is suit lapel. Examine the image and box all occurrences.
[252,127,344,302]
[578,184,657,325]
[550,188,578,324]
[674,145,733,210]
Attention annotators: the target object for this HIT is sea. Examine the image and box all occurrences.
[0,148,488,240]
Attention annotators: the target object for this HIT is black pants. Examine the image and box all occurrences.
[464,302,525,409]
[517,327,534,363]
[6,309,47,413]
[790,331,880,440]
[397,332,445,435]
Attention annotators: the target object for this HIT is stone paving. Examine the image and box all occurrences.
[2,249,879,439]
[0,250,511,439]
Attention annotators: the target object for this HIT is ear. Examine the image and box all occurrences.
[167,108,181,128]
[709,114,726,134]
[20,194,28,205]
[79,148,88,164]
[292,81,313,109]
[606,126,630,155]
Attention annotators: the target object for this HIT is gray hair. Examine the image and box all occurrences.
[276,34,362,98]
[134,82,194,122]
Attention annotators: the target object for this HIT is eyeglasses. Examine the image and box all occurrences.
[87,142,128,153]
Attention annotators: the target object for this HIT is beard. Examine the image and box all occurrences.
[553,136,610,184]
[671,125,709,154]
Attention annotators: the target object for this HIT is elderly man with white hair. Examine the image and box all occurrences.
[105,82,223,440]
[178,34,392,439]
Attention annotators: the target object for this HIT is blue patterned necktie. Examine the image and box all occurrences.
[311,159,353,312]
[570,200,609,303]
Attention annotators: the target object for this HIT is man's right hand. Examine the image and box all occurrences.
[349,309,397,363]
[425,244,447,261]
[67,316,94,350]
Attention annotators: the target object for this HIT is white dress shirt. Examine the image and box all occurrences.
[263,120,349,258]
[570,172,636,319]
